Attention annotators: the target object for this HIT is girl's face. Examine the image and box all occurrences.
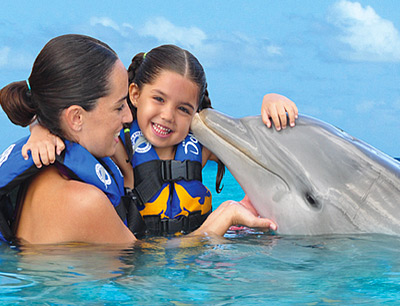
[130,70,199,159]
[79,59,132,157]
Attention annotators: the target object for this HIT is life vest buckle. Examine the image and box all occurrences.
[143,210,211,236]
[161,160,189,182]
[160,216,188,234]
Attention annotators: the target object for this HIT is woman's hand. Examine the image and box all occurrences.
[22,124,65,168]
[193,200,277,237]
[261,93,298,131]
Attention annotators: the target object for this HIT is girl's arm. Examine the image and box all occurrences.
[21,123,135,189]
[261,93,298,130]
[21,123,65,168]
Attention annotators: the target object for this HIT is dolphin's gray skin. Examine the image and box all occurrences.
[191,109,400,236]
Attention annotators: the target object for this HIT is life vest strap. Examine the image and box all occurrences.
[0,196,13,242]
[143,210,211,235]
[121,188,147,238]
[133,160,202,206]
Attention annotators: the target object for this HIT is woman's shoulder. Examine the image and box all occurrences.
[21,165,127,243]
[31,166,109,210]
[17,165,112,243]
[41,167,134,244]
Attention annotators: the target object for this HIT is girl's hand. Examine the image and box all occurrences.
[261,93,298,131]
[194,200,277,236]
[22,124,65,168]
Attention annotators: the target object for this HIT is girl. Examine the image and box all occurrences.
[117,45,297,235]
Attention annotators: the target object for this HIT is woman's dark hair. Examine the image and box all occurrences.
[126,45,224,193]
[0,34,119,138]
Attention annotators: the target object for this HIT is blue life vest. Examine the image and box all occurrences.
[0,137,141,243]
[121,121,212,234]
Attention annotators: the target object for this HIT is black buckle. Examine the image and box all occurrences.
[125,187,143,206]
[160,216,189,234]
[124,187,135,199]
[161,160,188,182]
[143,211,210,235]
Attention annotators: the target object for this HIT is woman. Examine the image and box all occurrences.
[0,34,276,245]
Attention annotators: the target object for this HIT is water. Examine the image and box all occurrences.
[1,163,400,305]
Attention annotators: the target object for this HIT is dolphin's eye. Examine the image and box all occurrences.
[305,192,320,210]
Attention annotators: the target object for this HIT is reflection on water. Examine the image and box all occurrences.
[1,233,400,305]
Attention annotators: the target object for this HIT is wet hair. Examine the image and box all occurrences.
[0,34,119,138]
[126,45,224,193]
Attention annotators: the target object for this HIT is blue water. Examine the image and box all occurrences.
[1,163,400,305]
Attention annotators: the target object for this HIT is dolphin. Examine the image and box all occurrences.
[191,109,400,236]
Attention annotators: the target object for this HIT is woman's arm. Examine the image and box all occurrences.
[192,199,277,236]
[111,139,134,189]
[201,146,218,167]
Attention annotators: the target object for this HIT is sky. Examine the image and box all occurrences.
[0,0,399,157]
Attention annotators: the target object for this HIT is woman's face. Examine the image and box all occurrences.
[79,59,132,157]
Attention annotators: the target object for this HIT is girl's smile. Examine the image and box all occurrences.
[152,122,173,137]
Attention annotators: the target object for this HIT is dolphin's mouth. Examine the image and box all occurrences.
[191,110,290,191]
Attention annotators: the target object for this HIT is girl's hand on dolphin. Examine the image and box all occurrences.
[21,123,65,168]
[193,200,277,236]
[261,93,298,131]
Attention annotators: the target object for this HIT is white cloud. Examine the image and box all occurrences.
[355,100,380,113]
[224,33,284,69]
[140,17,207,49]
[122,23,134,30]
[89,17,134,37]
[266,45,282,56]
[86,16,283,69]
[230,32,282,57]
[394,99,400,111]
[0,47,10,67]
[328,0,400,62]
[0,46,32,70]
[90,17,120,31]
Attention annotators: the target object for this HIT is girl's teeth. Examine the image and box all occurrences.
[153,123,171,135]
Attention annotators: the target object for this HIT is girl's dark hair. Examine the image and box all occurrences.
[0,34,118,138]
[125,45,224,193]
